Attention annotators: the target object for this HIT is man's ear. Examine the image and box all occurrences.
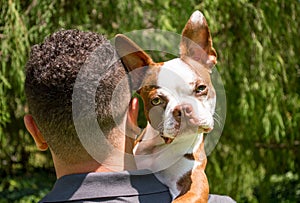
[180,10,217,68]
[115,34,153,90]
[24,115,48,151]
[126,97,141,136]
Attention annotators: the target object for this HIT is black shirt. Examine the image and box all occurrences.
[40,171,235,203]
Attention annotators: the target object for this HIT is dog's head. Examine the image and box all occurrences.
[116,11,217,144]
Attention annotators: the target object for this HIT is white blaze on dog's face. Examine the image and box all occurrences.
[115,10,217,144]
[157,58,216,140]
[135,57,216,144]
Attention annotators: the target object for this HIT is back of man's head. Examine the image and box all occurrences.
[25,30,129,164]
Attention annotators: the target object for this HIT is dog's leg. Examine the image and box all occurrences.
[173,141,209,203]
[173,170,209,203]
[173,167,209,203]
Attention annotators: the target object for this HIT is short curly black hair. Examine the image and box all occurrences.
[25,29,129,163]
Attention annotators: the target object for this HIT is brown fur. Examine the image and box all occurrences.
[180,15,217,68]
[174,142,208,203]
[183,57,216,101]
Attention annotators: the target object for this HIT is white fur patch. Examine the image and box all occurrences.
[157,58,215,136]
[190,10,205,25]
[153,133,204,199]
[158,58,195,96]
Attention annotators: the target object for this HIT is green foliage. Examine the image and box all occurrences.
[0,0,299,202]
[199,0,300,201]
[0,170,56,203]
[0,0,30,176]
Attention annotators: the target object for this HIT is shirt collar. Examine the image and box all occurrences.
[40,170,170,202]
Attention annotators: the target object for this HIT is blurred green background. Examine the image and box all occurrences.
[1,0,299,202]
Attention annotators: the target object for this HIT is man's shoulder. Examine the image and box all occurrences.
[40,171,235,203]
[40,171,172,203]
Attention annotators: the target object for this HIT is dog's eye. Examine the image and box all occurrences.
[151,97,162,106]
[196,85,208,95]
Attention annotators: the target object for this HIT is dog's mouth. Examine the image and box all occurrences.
[159,131,174,144]
[200,126,213,133]
[160,125,213,145]
[160,135,174,144]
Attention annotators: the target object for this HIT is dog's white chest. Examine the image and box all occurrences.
[154,133,204,199]
[134,132,204,199]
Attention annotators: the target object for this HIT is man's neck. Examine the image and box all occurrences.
[51,152,112,178]
[52,130,137,178]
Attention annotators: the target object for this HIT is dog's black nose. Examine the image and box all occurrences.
[173,104,193,122]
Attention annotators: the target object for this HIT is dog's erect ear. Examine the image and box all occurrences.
[115,34,153,71]
[180,10,217,68]
[115,34,153,90]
